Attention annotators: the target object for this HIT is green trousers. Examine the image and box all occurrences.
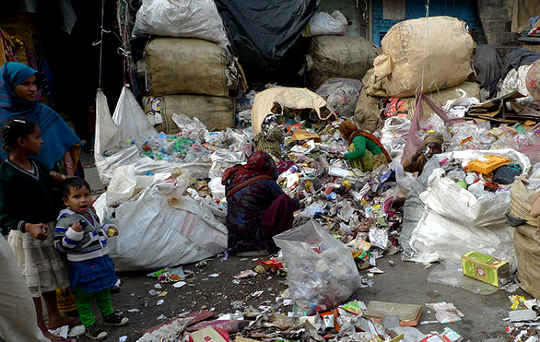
[348,144,387,171]
[74,287,114,327]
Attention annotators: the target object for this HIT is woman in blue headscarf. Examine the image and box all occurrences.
[0,62,81,175]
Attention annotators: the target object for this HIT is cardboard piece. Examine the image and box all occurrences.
[461,251,510,287]
[366,301,422,327]
[185,327,229,342]
[292,129,320,142]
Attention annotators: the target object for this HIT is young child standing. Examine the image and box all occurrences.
[0,117,76,342]
[55,177,128,340]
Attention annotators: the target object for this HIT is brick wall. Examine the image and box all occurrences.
[477,0,518,47]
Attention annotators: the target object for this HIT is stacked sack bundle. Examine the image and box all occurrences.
[509,179,540,299]
[133,0,246,133]
[305,11,378,119]
[355,16,477,158]
[356,17,478,125]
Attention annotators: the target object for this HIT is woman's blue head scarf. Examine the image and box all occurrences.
[0,62,80,169]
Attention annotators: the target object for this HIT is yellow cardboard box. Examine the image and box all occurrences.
[461,251,510,287]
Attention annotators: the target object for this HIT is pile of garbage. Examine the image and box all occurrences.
[90,11,540,341]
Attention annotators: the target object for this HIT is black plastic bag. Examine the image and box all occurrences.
[215,0,319,84]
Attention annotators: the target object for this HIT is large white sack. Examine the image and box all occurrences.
[97,176,228,271]
[407,149,531,264]
[132,0,229,48]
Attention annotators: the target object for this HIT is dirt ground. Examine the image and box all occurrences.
[73,254,515,342]
[77,158,515,342]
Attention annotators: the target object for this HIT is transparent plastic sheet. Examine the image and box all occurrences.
[447,121,493,152]
[132,0,230,48]
[380,117,410,161]
[427,261,499,295]
[273,220,362,313]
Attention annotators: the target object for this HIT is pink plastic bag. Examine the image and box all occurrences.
[401,92,457,166]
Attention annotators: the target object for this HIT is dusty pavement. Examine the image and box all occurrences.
[77,255,514,342]
[80,156,514,342]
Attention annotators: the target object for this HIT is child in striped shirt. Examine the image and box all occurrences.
[55,177,128,340]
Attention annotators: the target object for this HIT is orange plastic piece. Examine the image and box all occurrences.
[465,155,512,175]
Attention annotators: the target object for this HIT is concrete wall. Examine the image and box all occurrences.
[477,0,518,47]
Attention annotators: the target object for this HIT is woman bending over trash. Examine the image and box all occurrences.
[0,62,81,177]
[339,120,391,172]
[403,132,444,174]
[222,151,298,254]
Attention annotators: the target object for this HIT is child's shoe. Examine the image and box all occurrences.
[85,324,108,340]
[103,311,129,326]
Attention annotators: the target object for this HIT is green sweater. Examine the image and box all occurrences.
[344,135,383,160]
[0,159,56,236]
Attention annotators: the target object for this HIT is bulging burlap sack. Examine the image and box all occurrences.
[510,179,540,228]
[514,224,540,299]
[308,36,378,89]
[374,16,475,97]
[353,88,381,133]
[145,38,237,96]
[144,95,235,133]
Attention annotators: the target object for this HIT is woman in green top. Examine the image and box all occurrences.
[339,120,391,171]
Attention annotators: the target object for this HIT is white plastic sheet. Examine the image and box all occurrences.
[132,0,230,48]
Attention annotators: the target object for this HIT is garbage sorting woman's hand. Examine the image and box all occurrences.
[25,223,48,240]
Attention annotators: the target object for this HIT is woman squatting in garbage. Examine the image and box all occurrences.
[339,120,392,172]
[222,151,299,254]
[402,132,444,174]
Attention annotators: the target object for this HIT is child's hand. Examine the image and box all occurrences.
[25,223,48,240]
[71,221,83,232]
[106,226,119,237]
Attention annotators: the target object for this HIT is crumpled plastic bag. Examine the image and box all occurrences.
[273,220,362,313]
[316,78,363,117]
[305,11,347,36]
